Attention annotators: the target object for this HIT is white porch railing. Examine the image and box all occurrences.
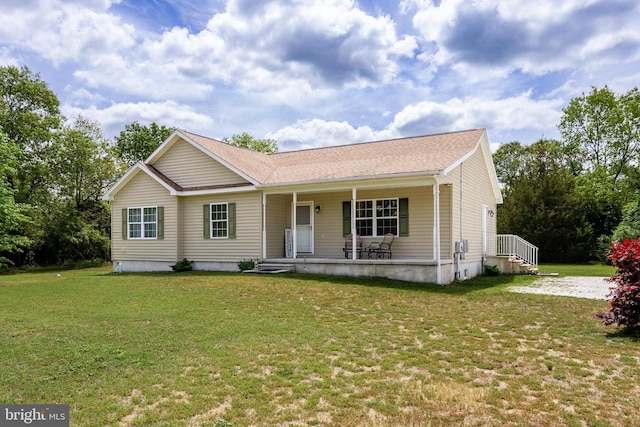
[496,234,538,268]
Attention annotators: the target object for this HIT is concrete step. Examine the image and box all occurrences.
[243,263,295,274]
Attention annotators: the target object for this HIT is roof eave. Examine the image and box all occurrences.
[260,170,445,189]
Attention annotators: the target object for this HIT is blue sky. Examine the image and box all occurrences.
[1,0,638,151]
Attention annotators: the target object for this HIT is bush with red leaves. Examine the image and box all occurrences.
[595,238,640,328]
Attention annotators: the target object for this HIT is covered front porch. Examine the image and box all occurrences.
[258,176,467,284]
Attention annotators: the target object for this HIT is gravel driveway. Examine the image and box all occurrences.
[509,276,614,300]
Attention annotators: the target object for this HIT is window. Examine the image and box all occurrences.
[203,202,236,239]
[210,203,228,238]
[128,207,157,239]
[355,198,399,237]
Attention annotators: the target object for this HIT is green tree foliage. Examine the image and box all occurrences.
[559,86,640,181]
[114,121,177,166]
[0,131,31,267]
[559,86,640,252]
[612,199,640,242]
[492,141,526,188]
[53,116,121,208]
[30,117,117,264]
[223,132,278,153]
[0,65,62,205]
[497,140,592,263]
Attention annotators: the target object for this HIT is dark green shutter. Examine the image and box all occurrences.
[122,208,128,240]
[157,206,164,240]
[228,203,236,239]
[342,201,351,236]
[399,198,409,237]
[203,204,210,239]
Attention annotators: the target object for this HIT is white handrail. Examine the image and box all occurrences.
[496,234,538,267]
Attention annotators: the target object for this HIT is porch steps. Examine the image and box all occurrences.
[511,258,538,275]
[243,263,295,274]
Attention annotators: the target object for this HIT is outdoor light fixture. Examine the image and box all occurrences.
[315,205,322,214]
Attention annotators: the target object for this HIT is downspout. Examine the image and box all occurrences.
[351,187,357,260]
[434,176,442,285]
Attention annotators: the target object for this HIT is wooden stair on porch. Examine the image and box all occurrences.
[510,258,539,275]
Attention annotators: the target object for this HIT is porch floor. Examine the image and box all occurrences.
[262,257,455,284]
[265,256,451,266]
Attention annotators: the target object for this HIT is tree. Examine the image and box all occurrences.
[0,131,31,268]
[493,141,526,188]
[497,139,592,263]
[612,198,640,242]
[559,86,640,182]
[53,116,121,208]
[114,121,177,166]
[30,116,118,264]
[559,86,640,250]
[223,132,278,153]
[0,65,63,205]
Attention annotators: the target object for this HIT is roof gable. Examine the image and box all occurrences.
[103,162,178,200]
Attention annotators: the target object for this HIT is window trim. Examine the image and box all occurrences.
[355,198,399,237]
[209,202,229,239]
[127,206,158,240]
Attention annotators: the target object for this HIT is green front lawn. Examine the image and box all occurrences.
[1,267,637,426]
[537,262,616,277]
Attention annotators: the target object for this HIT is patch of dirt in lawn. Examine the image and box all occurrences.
[509,276,613,300]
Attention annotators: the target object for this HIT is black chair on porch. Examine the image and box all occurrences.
[343,234,364,259]
[367,233,395,259]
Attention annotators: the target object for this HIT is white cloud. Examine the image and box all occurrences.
[79,0,415,101]
[386,93,563,138]
[0,1,135,67]
[62,100,215,138]
[269,91,564,150]
[405,0,640,74]
[267,118,378,151]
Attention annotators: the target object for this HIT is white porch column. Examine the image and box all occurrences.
[262,193,267,259]
[292,192,297,259]
[351,187,357,260]
[433,177,442,285]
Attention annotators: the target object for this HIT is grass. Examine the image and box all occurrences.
[538,262,616,277]
[1,266,638,426]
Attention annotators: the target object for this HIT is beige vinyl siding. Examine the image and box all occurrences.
[293,186,438,259]
[111,172,178,262]
[265,194,288,258]
[448,147,498,261]
[439,184,453,260]
[182,192,262,261]
[152,138,250,188]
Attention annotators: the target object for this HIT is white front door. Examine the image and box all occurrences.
[296,203,313,253]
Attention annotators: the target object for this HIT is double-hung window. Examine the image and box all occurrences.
[345,198,408,237]
[210,203,228,238]
[355,198,399,237]
[203,202,236,239]
[128,207,157,239]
